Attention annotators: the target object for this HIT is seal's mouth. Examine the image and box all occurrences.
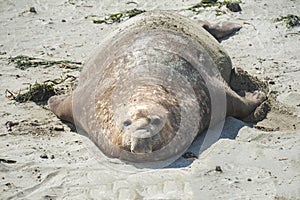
[130,129,160,153]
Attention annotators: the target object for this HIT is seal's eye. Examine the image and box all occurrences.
[123,120,132,127]
[151,117,161,125]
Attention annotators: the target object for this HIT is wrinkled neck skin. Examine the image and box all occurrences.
[114,84,180,154]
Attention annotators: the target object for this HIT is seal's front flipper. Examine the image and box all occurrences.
[48,94,74,123]
[199,20,242,40]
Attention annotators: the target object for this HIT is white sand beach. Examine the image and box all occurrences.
[0,0,299,199]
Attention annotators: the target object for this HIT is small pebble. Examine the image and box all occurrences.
[247,178,252,181]
[5,121,19,131]
[29,7,37,14]
[54,126,64,131]
[269,80,275,85]
[226,3,242,12]
[30,120,40,126]
[40,154,48,159]
[215,166,223,172]
[182,152,198,159]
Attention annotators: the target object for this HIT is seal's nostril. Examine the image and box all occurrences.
[123,120,132,127]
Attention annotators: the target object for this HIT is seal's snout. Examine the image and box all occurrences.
[121,105,167,153]
[123,115,163,153]
[130,130,153,153]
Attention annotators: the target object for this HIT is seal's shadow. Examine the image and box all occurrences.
[167,117,250,168]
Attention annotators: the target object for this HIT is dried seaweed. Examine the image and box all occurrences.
[0,158,17,164]
[187,0,241,14]
[8,55,82,70]
[6,75,77,103]
[222,0,242,4]
[91,8,145,24]
[187,0,220,13]
[7,82,56,103]
[276,14,300,28]
[43,74,77,85]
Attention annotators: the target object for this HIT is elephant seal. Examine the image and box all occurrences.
[48,11,266,167]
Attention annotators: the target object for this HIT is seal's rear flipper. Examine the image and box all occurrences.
[226,88,267,119]
[199,20,242,40]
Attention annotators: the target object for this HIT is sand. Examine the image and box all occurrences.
[0,0,299,199]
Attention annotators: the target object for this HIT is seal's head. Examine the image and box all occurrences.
[116,84,181,154]
[122,104,167,153]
